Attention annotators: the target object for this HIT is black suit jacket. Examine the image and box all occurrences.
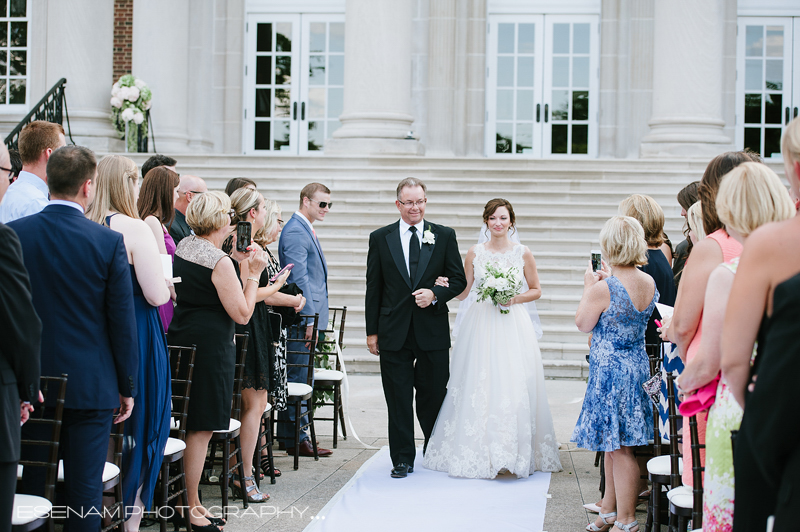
[365,220,466,352]
[9,204,138,410]
[169,208,192,245]
[744,271,800,523]
[0,223,41,462]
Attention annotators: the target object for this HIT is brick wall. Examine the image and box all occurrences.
[113,0,134,82]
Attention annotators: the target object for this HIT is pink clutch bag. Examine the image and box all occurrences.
[678,373,720,417]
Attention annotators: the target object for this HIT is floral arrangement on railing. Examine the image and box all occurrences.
[110,74,152,152]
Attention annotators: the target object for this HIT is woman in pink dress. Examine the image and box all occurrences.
[137,166,180,332]
[661,150,759,487]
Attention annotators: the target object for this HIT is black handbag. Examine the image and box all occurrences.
[271,282,303,327]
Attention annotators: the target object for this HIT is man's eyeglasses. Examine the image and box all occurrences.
[309,200,332,209]
[183,190,204,196]
[277,219,285,227]
[398,198,427,208]
[0,166,14,184]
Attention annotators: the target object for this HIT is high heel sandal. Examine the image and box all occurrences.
[586,511,617,532]
[613,520,639,532]
[261,455,281,477]
[168,512,223,531]
[230,473,270,502]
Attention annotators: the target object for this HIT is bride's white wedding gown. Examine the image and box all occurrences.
[423,243,562,478]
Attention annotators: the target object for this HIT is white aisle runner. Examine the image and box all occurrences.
[305,447,552,532]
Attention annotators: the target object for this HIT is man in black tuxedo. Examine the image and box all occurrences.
[9,145,138,532]
[0,142,40,532]
[366,178,466,478]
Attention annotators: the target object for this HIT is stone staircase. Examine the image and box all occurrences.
[147,155,784,379]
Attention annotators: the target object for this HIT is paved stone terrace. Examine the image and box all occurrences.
[132,376,645,532]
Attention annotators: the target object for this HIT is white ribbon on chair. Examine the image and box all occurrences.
[329,327,378,450]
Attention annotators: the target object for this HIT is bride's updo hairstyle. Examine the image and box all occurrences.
[599,215,648,267]
[482,198,517,236]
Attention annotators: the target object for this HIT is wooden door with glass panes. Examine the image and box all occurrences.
[736,18,798,159]
[485,14,598,158]
[243,14,344,154]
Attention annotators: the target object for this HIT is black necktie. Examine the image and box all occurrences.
[408,226,420,281]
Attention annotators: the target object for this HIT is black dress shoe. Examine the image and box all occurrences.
[391,463,414,478]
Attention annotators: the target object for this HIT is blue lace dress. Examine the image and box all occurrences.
[572,276,657,452]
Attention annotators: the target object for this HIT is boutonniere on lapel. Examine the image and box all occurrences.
[422,225,436,245]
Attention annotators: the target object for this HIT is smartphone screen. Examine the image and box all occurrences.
[591,250,602,272]
[236,222,252,252]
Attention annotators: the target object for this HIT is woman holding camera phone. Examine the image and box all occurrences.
[226,188,304,502]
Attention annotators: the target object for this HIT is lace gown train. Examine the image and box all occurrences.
[423,244,562,478]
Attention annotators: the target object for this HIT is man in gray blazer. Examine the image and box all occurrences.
[277,183,333,457]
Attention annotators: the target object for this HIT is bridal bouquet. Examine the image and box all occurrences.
[110,74,153,151]
[475,263,522,314]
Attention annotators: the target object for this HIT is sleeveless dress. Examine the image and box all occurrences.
[683,229,742,486]
[168,236,236,431]
[109,216,171,512]
[157,226,176,332]
[572,276,658,451]
[423,244,562,478]
[703,258,746,531]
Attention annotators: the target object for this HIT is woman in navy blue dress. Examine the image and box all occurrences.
[87,155,172,532]
[573,216,657,532]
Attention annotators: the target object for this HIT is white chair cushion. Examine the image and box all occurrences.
[12,494,51,525]
[314,369,343,382]
[668,486,693,509]
[287,382,313,397]
[264,402,273,414]
[647,455,683,476]
[213,418,242,434]
[647,437,671,445]
[17,464,23,479]
[57,460,119,483]
[170,417,179,430]
[164,437,187,456]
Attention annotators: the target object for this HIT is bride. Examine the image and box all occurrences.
[423,198,562,478]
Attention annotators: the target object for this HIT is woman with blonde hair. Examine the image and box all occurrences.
[87,154,172,532]
[224,188,303,502]
[672,162,794,531]
[721,117,800,531]
[686,202,705,244]
[573,215,658,532]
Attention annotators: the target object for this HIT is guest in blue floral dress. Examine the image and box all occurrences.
[574,216,657,532]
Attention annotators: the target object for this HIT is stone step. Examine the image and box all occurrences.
[325,260,587,280]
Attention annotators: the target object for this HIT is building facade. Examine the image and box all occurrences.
[1,0,798,161]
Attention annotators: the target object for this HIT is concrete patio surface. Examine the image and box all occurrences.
[140,375,640,532]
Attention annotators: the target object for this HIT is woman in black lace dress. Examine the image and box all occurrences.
[227,189,304,501]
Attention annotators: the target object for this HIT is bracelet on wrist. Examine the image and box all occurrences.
[247,276,260,284]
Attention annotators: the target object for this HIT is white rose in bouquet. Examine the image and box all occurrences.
[121,107,135,122]
[132,111,144,125]
[134,78,146,89]
[483,276,497,289]
[493,277,509,292]
[110,96,122,109]
[126,86,140,102]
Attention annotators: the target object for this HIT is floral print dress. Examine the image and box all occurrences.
[703,258,748,531]
[572,276,658,451]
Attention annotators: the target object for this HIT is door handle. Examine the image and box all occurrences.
[795,107,799,119]
[544,104,549,123]
[301,102,306,121]
[536,104,540,123]
[293,102,297,120]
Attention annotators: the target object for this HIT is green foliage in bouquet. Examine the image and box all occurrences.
[475,263,522,314]
[109,74,153,152]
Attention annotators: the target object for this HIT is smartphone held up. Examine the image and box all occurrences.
[236,222,252,253]
[591,250,602,272]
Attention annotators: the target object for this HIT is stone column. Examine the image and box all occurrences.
[326,0,423,155]
[426,0,456,156]
[132,0,191,153]
[639,0,733,157]
[44,0,119,151]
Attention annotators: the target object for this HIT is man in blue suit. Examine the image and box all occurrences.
[278,182,333,457]
[9,145,138,532]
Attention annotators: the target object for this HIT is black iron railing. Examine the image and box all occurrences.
[4,78,75,151]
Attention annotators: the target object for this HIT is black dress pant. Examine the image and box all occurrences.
[21,408,114,532]
[0,461,15,532]
[380,328,449,466]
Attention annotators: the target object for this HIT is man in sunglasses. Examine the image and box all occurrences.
[277,182,334,457]
[0,121,66,224]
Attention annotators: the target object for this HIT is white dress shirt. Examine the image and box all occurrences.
[49,199,85,213]
[398,218,425,277]
[294,210,315,236]
[0,171,49,223]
